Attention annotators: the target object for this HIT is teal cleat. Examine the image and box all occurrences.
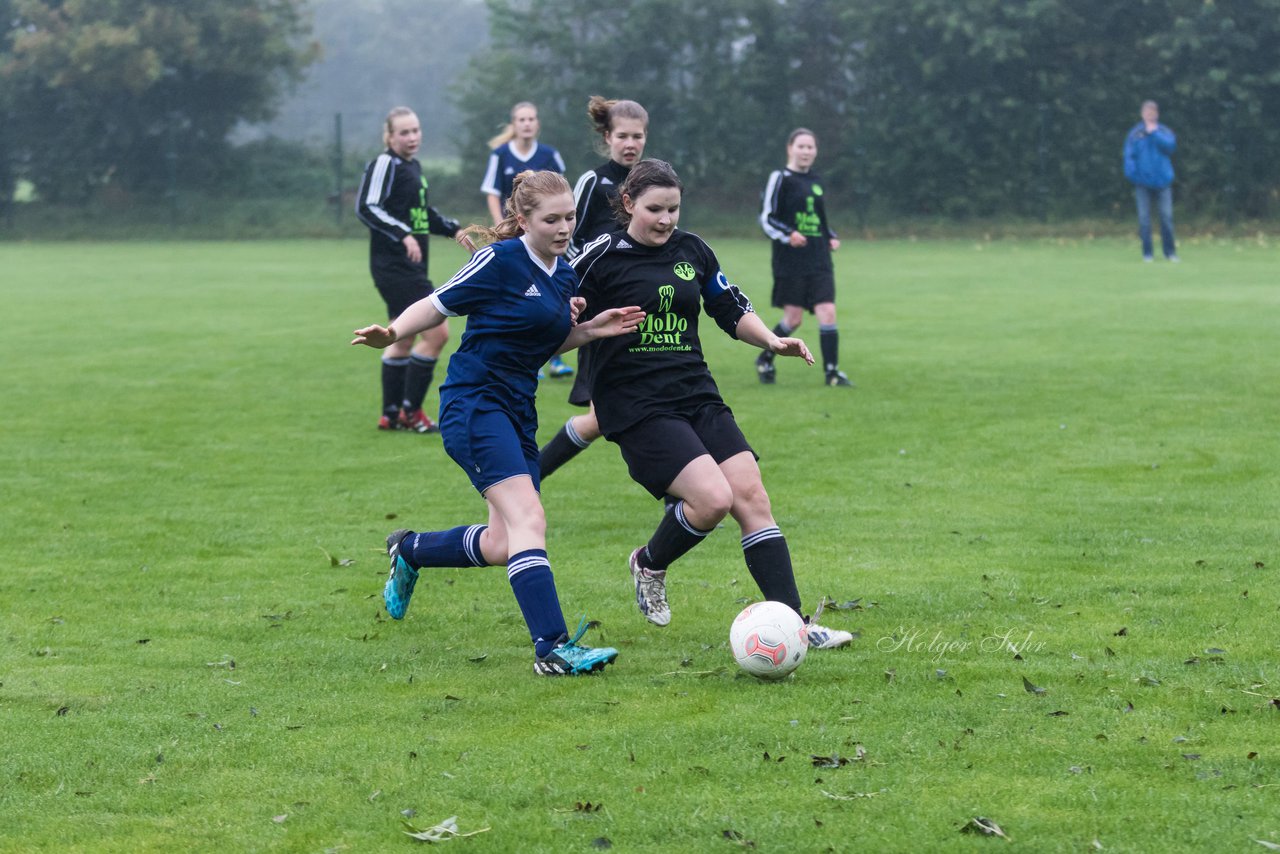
[547,356,575,377]
[534,617,618,675]
[383,529,419,620]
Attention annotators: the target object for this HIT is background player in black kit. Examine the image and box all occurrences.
[538,96,649,478]
[757,128,853,387]
[355,106,465,433]
[573,159,853,650]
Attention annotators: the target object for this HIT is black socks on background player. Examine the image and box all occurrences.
[640,500,713,572]
[403,353,438,413]
[538,417,594,478]
[381,355,410,417]
[758,321,794,366]
[819,324,840,373]
[741,527,803,613]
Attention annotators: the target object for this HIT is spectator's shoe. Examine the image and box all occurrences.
[378,414,401,431]
[383,529,419,620]
[1143,255,1154,263]
[548,356,575,377]
[825,369,855,387]
[399,408,439,434]
[536,367,547,380]
[756,353,777,384]
[629,547,671,626]
[534,619,618,675]
[1166,254,1181,263]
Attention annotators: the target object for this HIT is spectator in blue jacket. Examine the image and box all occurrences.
[1123,101,1179,262]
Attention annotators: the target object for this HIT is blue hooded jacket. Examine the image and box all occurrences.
[1123,123,1176,189]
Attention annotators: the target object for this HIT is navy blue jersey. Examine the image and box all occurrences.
[760,167,836,277]
[569,159,631,257]
[356,150,459,283]
[430,236,577,423]
[573,229,754,436]
[480,142,567,202]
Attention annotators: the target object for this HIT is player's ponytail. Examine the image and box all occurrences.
[587,96,649,151]
[458,170,572,248]
[610,159,682,225]
[382,106,416,147]
[487,101,538,149]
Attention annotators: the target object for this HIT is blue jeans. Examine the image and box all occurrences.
[1134,186,1176,259]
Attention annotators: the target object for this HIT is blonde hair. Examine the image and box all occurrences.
[382,106,417,147]
[487,101,538,150]
[459,170,572,246]
[586,96,649,153]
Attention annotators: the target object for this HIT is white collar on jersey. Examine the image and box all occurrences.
[509,140,540,163]
[519,234,559,276]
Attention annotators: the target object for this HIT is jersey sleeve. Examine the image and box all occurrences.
[569,233,613,318]
[759,170,790,242]
[355,153,412,241]
[696,238,754,339]
[480,151,501,196]
[568,170,599,257]
[429,245,502,317]
[551,148,567,174]
[427,206,460,238]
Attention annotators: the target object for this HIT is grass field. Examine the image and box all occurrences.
[1,235,1277,852]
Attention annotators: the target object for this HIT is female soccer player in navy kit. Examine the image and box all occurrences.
[355,107,463,433]
[481,101,574,381]
[573,159,853,650]
[757,128,852,387]
[538,96,649,478]
[352,170,645,675]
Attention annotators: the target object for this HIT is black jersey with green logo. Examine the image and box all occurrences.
[573,229,754,436]
[355,150,459,284]
[759,167,836,277]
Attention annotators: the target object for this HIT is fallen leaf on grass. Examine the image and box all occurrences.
[721,829,756,848]
[273,815,288,824]
[402,816,490,842]
[960,817,1009,839]
[820,789,884,800]
[590,839,612,850]
[1114,627,1128,637]
[1022,676,1047,695]
[1254,840,1280,851]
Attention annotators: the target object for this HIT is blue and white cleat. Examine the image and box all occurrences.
[383,529,419,620]
[534,618,618,675]
[804,597,853,649]
[547,356,575,377]
[629,547,671,626]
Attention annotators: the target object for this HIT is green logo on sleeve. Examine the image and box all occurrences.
[673,262,695,281]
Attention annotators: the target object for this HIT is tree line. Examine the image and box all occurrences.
[4,0,1278,224]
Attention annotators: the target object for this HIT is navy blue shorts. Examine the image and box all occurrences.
[609,403,755,499]
[441,404,541,495]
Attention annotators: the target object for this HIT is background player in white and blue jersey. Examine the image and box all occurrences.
[480,101,574,380]
[352,170,645,676]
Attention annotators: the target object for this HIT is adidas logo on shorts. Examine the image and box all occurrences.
[524,283,541,297]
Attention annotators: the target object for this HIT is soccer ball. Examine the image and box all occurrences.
[730,601,808,680]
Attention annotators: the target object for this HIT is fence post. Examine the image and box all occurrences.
[334,112,345,227]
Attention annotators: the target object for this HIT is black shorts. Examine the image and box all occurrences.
[375,276,434,319]
[609,403,756,499]
[771,269,835,311]
[567,347,593,407]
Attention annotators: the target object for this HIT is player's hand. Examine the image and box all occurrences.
[569,296,586,324]
[788,231,808,248]
[588,306,646,339]
[403,235,422,263]
[351,324,397,349]
[829,238,840,252]
[770,336,814,365]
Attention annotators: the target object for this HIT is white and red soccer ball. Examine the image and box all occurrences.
[730,601,808,680]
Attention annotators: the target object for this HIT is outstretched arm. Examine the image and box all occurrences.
[735,312,814,365]
[557,306,646,354]
[351,296,448,349]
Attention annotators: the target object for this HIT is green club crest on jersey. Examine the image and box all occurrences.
[812,184,823,196]
[673,262,696,281]
[657,284,675,313]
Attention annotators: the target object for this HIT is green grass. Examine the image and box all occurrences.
[1,236,1278,852]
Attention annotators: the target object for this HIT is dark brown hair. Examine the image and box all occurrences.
[586,96,649,153]
[787,127,816,146]
[609,159,683,225]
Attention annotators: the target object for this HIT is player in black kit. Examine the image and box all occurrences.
[537,96,649,478]
[573,159,853,650]
[757,128,852,387]
[355,107,465,433]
